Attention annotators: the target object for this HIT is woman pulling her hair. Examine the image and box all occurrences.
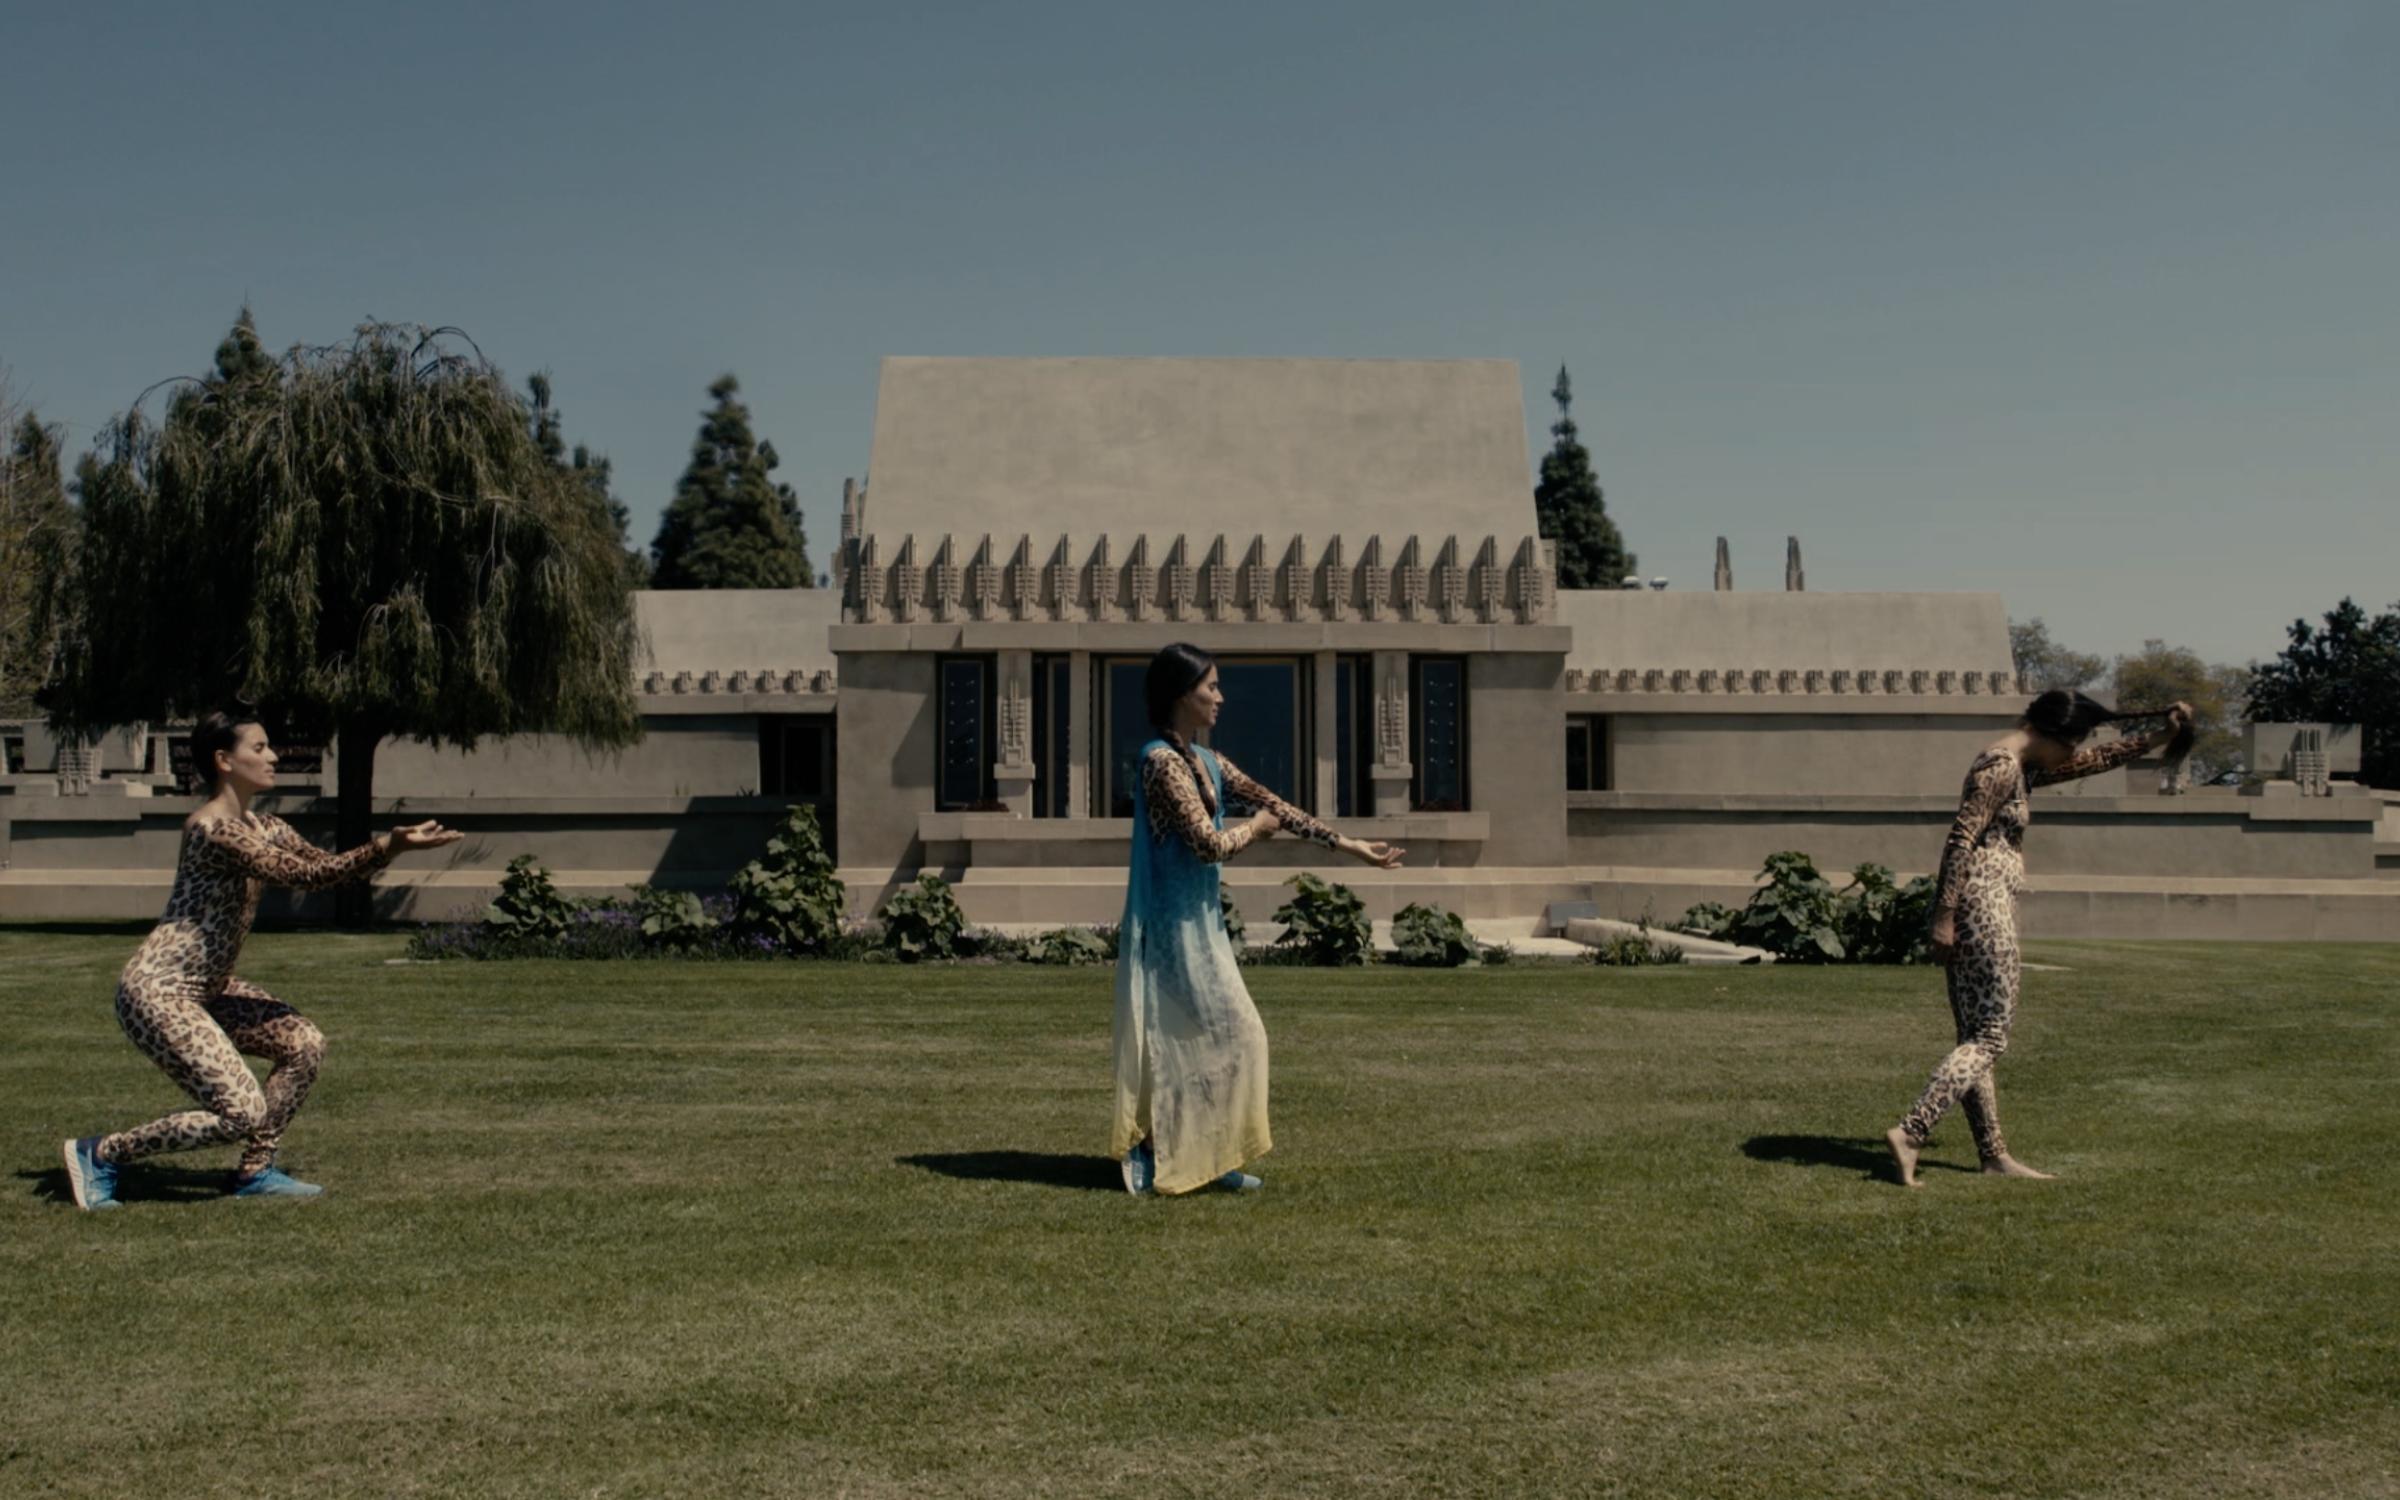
[61,711,461,1210]
[1885,689,2192,1188]
[1112,644,1405,1196]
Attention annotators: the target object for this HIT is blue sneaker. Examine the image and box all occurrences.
[230,1167,324,1200]
[1215,1169,1261,1193]
[62,1137,121,1212]
[1121,1142,1154,1196]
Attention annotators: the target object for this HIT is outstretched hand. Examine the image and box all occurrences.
[1344,837,1405,870]
[386,820,463,853]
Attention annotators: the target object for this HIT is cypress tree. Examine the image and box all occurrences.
[1533,365,1636,589]
[650,375,813,590]
[0,407,74,714]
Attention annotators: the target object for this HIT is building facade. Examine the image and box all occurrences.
[4,358,2394,939]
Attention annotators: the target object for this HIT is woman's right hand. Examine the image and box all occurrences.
[385,820,463,854]
[1929,910,1958,966]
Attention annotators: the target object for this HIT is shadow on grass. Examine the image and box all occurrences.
[1740,1134,1972,1181]
[18,1164,230,1206]
[897,1151,1122,1193]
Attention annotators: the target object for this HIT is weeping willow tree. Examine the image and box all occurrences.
[45,315,643,924]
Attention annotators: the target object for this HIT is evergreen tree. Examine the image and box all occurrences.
[650,375,813,590]
[2246,597,2400,788]
[1533,365,1635,589]
[45,313,643,924]
[0,403,74,714]
[528,373,651,587]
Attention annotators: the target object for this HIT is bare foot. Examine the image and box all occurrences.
[1885,1127,1921,1188]
[1981,1155,2056,1180]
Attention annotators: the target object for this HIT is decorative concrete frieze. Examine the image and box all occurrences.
[728,670,752,693]
[1434,536,1466,624]
[1279,537,1308,621]
[1565,669,1586,692]
[1830,670,1852,694]
[1321,537,1349,621]
[643,671,667,693]
[1471,536,1501,623]
[1007,535,1037,621]
[1086,535,1114,622]
[854,537,884,624]
[1164,535,1195,620]
[1804,669,1825,694]
[1697,669,1720,693]
[1044,537,1073,620]
[1936,670,1956,694]
[1643,669,1664,692]
[1125,535,1156,621]
[1670,668,1692,692]
[1202,535,1234,621]
[1884,671,1906,694]
[1240,535,1270,621]
[1550,665,2041,699]
[1510,536,1549,624]
[928,535,963,622]
[1358,536,1389,620]
[1908,670,1928,694]
[671,671,695,694]
[893,537,923,624]
[698,671,724,693]
[968,535,1001,621]
[1395,537,1428,621]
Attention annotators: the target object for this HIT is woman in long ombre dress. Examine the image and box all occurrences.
[1110,644,1404,1196]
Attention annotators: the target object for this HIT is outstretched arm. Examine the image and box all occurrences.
[1143,747,1269,865]
[203,815,396,890]
[2029,729,2155,788]
[1219,754,1404,869]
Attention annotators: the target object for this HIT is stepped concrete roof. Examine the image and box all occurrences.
[861,357,1537,545]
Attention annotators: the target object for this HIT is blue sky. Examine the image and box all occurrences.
[3,1,2391,665]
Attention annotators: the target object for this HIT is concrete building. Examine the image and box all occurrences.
[4,358,2395,939]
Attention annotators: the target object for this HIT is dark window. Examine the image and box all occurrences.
[1104,658,1151,818]
[1333,655,1372,817]
[1566,715,1608,792]
[937,656,996,810]
[1207,658,1304,807]
[1032,654,1073,817]
[760,716,834,799]
[1411,656,1467,811]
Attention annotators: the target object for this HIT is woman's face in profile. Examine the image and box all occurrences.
[1178,668,1223,731]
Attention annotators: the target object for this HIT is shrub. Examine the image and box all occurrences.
[633,885,716,952]
[881,874,966,962]
[727,806,848,955]
[1675,901,1738,942]
[1032,926,1114,966]
[1479,940,1515,966]
[1270,873,1373,967]
[1586,926,1687,966]
[484,854,576,941]
[1219,888,1247,946]
[1390,901,1476,968]
[1835,863,1938,965]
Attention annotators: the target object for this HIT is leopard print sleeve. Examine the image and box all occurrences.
[1935,754,2017,914]
[1142,746,1257,865]
[1216,755,1340,850]
[2030,730,2154,788]
[200,814,395,890]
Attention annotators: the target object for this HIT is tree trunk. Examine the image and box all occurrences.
[334,716,383,930]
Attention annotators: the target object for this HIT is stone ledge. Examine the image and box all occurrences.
[1565,792,2379,825]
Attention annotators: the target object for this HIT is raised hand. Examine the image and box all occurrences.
[1345,838,1405,870]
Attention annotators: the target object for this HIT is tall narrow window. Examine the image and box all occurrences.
[1411,655,1467,811]
[1207,658,1305,806]
[1566,715,1608,792]
[937,656,996,810]
[1031,653,1072,817]
[1103,657,1151,818]
[1332,654,1372,818]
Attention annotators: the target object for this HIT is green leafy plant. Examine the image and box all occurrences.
[880,874,966,962]
[485,854,576,941]
[1270,873,1373,967]
[1032,926,1114,966]
[1836,862,1937,965]
[727,805,847,955]
[1219,888,1247,946]
[1675,901,1738,942]
[1390,901,1476,968]
[1587,925,1687,966]
[632,885,715,951]
[1676,850,1846,963]
[1479,940,1515,966]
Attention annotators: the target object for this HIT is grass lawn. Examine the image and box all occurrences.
[3,931,2396,1499]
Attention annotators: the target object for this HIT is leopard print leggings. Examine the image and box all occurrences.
[1898,849,2022,1159]
[96,978,327,1179]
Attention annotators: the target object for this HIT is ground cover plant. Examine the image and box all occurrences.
[4,930,2395,1498]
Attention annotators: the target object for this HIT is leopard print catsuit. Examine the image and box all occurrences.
[1897,732,2153,1157]
[95,813,393,1177]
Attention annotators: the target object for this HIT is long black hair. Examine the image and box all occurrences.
[1145,643,1217,731]
[2022,690,2194,760]
[190,707,264,791]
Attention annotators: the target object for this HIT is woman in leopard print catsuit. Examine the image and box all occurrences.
[1885,690,2191,1188]
[61,712,459,1210]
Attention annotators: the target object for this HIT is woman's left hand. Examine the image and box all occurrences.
[1343,837,1405,869]
[2166,700,2195,729]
